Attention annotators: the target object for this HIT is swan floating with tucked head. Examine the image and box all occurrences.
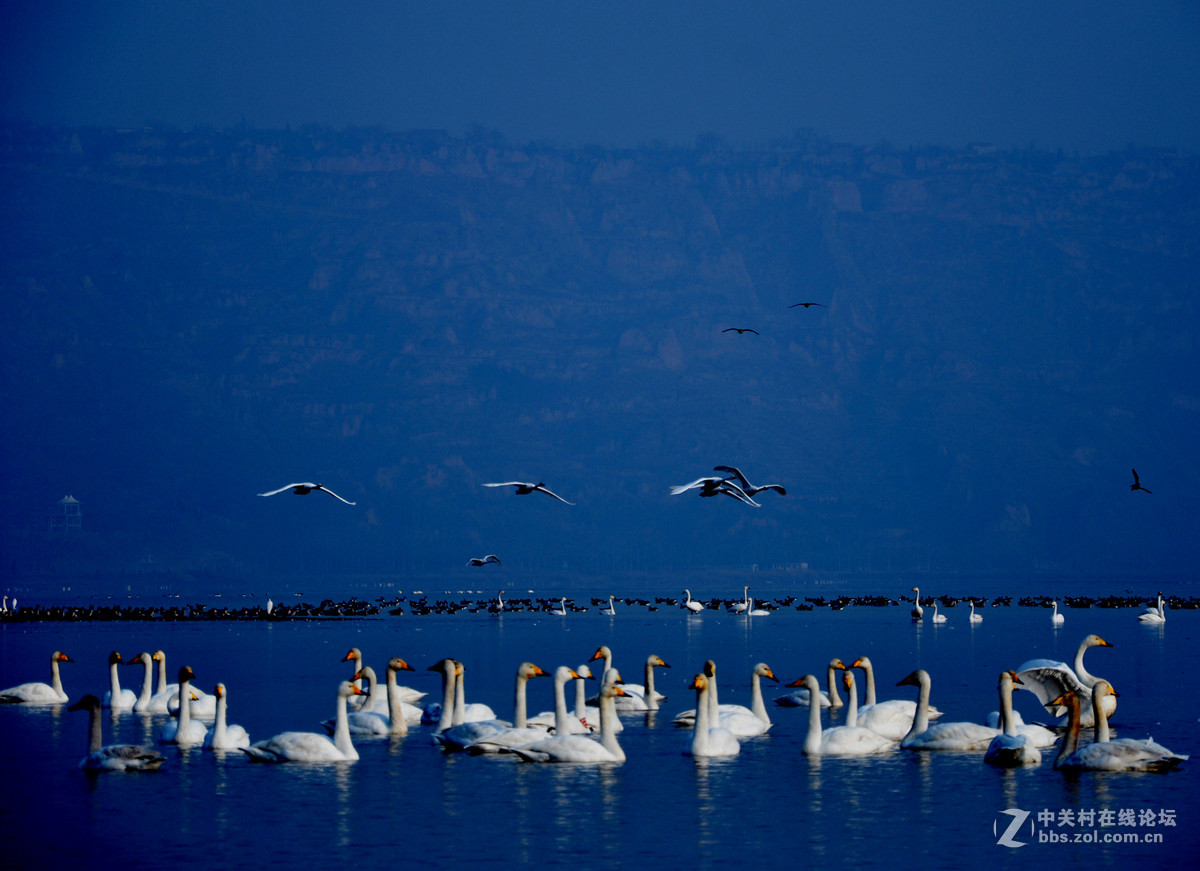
[0,650,72,704]
[68,695,165,772]
[258,482,356,505]
[1051,682,1186,772]
[243,681,366,763]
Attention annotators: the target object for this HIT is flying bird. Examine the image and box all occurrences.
[483,482,575,505]
[466,554,502,567]
[788,302,825,308]
[712,465,787,497]
[669,476,761,507]
[1130,469,1152,494]
[722,327,759,335]
[257,483,356,505]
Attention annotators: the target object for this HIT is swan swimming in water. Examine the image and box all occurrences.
[682,589,705,613]
[435,661,546,752]
[1138,592,1166,625]
[0,650,72,704]
[203,683,251,751]
[931,602,947,624]
[243,681,366,763]
[673,662,776,737]
[1051,682,1186,772]
[325,660,421,738]
[845,656,939,741]
[1050,600,1065,626]
[685,673,740,757]
[468,665,579,753]
[158,666,208,746]
[1017,634,1115,727]
[588,646,667,710]
[777,659,845,708]
[511,669,628,763]
[896,669,999,751]
[968,601,982,623]
[68,695,165,772]
[102,651,137,711]
[800,673,895,757]
[984,671,1043,768]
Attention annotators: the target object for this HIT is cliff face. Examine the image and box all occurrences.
[3,125,1197,580]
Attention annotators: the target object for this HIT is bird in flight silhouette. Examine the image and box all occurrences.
[722,328,759,335]
[483,482,575,505]
[788,302,825,308]
[258,483,356,505]
[1130,469,1152,494]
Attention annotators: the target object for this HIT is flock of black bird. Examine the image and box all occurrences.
[2,589,1191,623]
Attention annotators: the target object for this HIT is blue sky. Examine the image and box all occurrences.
[4,1,1200,152]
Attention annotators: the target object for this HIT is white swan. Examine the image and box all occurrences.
[1138,592,1166,625]
[984,672,1042,767]
[969,601,983,623]
[528,665,595,733]
[674,662,776,737]
[682,589,705,613]
[158,666,208,746]
[1052,682,1187,772]
[68,695,165,771]
[257,482,356,505]
[102,651,137,711]
[130,652,157,712]
[1,650,72,704]
[243,681,365,763]
[931,602,947,624]
[469,665,578,753]
[746,598,770,617]
[1050,600,1065,625]
[326,660,421,738]
[848,655,941,742]
[800,674,895,756]
[1016,634,1115,727]
[343,648,424,711]
[589,646,668,711]
[777,659,845,708]
[685,673,740,757]
[512,669,627,763]
[896,669,999,751]
[600,596,617,616]
[146,650,210,714]
[433,660,532,751]
[422,658,497,727]
[910,586,924,621]
[553,597,568,616]
[203,683,251,750]
[728,586,749,614]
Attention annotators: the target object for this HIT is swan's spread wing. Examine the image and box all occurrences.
[1015,661,1086,707]
[533,485,575,505]
[258,483,315,497]
[670,477,720,495]
[712,466,750,488]
[316,486,356,505]
[483,482,529,488]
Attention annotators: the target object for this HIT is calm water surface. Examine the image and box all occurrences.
[1,580,1197,870]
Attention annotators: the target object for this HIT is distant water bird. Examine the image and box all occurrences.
[258,482,356,505]
[482,481,575,505]
[488,590,506,615]
[1050,600,1065,626]
[1138,592,1166,625]
[713,465,786,497]
[931,602,947,624]
[600,595,617,616]
[1130,469,1152,493]
[910,587,924,621]
[466,554,502,567]
[788,302,825,308]
[1,650,72,704]
[682,589,705,613]
[969,601,982,623]
[722,327,759,334]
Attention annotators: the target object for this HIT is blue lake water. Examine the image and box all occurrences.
[2,578,1197,870]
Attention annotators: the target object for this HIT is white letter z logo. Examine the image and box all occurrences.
[994,808,1030,848]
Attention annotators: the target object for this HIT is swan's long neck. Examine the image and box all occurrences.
[136,658,153,707]
[903,675,932,742]
[642,661,658,711]
[574,671,589,720]
[213,692,228,742]
[332,691,358,760]
[749,672,769,723]
[85,703,102,754]
[1093,690,1111,743]
[999,678,1016,737]
[803,678,823,755]
[1074,641,1097,686]
[598,689,625,762]
[844,676,858,727]
[453,668,466,726]
[109,660,122,703]
[707,671,720,721]
[513,673,529,728]
[1053,695,1082,768]
[51,657,65,697]
[553,672,572,733]
[156,656,168,694]
[861,661,877,706]
[691,681,711,756]
[178,676,192,733]
[435,665,456,733]
[826,664,843,707]
[386,668,407,735]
